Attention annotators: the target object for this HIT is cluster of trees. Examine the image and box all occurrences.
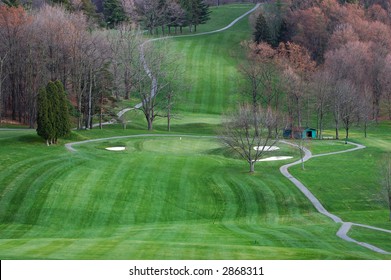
[248,0,391,143]
[131,0,211,34]
[0,3,182,136]
[0,4,112,130]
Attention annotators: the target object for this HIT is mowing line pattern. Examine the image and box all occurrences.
[281,140,391,254]
[2,5,390,260]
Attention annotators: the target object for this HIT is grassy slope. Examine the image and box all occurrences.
[0,132,386,259]
[0,4,390,260]
[289,123,391,249]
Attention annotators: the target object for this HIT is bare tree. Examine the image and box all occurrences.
[311,69,332,139]
[277,42,315,131]
[107,24,142,101]
[134,0,165,35]
[220,104,278,173]
[339,79,358,144]
[359,86,373,138]
[283,66,306,130]
[0,52,7,121]
[380,153,391,221]
[379,53,391,120]
[238,42,283,136]
[137,40,181,130]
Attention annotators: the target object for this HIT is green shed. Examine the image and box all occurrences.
[303,128,317,139]
[283,127,317,139]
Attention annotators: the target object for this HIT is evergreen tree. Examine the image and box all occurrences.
[103,0,127,28]
[36,86,54,145]
[46,81,60,143]
[36,81,71,145]
[1,0,20,7]
[55,80,71,140]
[253,12,273,45]
[180,0,211,32]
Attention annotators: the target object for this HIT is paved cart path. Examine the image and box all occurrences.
[66,3,391,255]
[116,3,261,119]
[280,140,391,254]
[66,134,391,254]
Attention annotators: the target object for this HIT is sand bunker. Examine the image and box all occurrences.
[253,146,280,151]
[258,156,293,162]
[105,147,126,151]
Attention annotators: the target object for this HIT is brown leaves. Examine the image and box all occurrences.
[276,42,316,77]
[0,5,31,29]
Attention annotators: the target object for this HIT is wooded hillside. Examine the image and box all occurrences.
[247,0,391,140]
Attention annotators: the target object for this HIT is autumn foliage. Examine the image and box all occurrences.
[249,0,391,139]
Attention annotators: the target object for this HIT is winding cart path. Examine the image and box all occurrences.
[280,140,391,254]
[67,4,390,255]
[116,3,261,119]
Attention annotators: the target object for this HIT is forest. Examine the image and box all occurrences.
[247,0,391,142]
[1,0,391,139]
[0,0,211,130]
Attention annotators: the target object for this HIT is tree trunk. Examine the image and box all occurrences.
[99,94,103,130]
[364,121,367,138]
[124,68,131,100]
[389,196,391,222]
[335,120,339,140]
[147,118,153,130]
[0,54,5,121]
[387,94,391,120]
[249,161,255,173]
[167,105,171,132]
[345,127,349,144]
[87,69,93,130]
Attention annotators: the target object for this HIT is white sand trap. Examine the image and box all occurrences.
[258,156,293,162]
[253,146,280,151]
[105,147,126,151]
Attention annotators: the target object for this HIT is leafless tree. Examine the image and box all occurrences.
[379,53,391,120]
[238,42,283,136]
[359,86,373,138]
[134,0,165,35]
[380,153,391,221]
[137,40,181,130]
[220,104,278,173]
[107,24,142,101]
[338,79,359,144]
[0,52,7,121]
[311,69,332,139]
[282,66,307,129]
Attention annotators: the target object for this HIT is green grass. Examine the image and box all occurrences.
[1,4,391,260]
[288,123,391,253]
[349,226,391,253]
[0,133,389,259]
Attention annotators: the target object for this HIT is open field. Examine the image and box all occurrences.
[0,4,390,260]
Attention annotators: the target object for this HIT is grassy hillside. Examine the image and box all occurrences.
[0,131,389,259]
[0,4,390,260]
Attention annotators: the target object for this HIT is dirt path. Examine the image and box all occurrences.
[280,140,391,254]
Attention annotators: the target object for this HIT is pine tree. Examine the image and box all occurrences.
[55,80,71,140]
[36,81,71,145]
[36,86,54,145]
[103,0,127,28]
[46,81,60,143]
[254,12,273,45]
[180,0,210,32]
